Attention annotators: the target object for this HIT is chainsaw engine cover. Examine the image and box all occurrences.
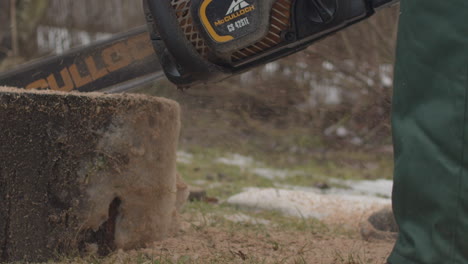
[191,0,276,53]
[144,0,397,88]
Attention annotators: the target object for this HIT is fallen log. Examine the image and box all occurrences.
[0,87,187,263]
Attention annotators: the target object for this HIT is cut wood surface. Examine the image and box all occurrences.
[0,87,187,263]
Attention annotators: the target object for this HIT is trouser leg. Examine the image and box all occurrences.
[388,1,468,263]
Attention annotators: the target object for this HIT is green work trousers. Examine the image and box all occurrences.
[389,0,468,263]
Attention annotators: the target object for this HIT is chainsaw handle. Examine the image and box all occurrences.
[144,0,230,88]
[143,0,196,86]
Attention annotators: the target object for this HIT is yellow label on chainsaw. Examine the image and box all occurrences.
[199,0,257,43]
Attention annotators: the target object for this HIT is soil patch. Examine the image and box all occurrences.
[80,219,395,264]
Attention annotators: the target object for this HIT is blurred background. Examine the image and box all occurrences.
[0,0,399,183]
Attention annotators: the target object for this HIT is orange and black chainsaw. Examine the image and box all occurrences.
[0,0,398,93]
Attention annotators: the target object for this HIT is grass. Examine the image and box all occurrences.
[178,145,393,201]
[177,147,274,200]
[181,201,330,235]
[174,145,391,239]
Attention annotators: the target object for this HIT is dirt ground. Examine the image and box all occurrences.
[65,212,395,264]
[79,228,394,264]
[147,227,393,264]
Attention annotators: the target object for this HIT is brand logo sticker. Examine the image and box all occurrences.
[226,0,250,15]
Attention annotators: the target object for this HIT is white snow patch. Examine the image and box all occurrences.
[224,213,271,225]
[323,86,341,105]
[366,77,376,87]
[191,179,207,186]
[37,25,111,54]
[310,83,342,106]
[252,168,290,180]
[278,179,393,199]
[336,126,349,137]
[264,62,280,73]
[215,153,254,168]
[350,137,364,146]
[379,64,394,88]
[297,62,308,69]
[322,61,335,71]
[177,151,194,164]
[337,179,393,198]
[240,71,254,83]
[215,154,301,179]
[283,67,293,76]
[227,188,390,225]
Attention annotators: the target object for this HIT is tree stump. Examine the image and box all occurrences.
[0,87,187,263]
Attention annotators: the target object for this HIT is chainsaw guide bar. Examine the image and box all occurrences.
[0,26,163,93]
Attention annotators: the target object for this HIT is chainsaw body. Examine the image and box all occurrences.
[144,0,397,87]
[0,0,398,91]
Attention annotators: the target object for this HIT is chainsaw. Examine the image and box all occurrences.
[0,0,398,93]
